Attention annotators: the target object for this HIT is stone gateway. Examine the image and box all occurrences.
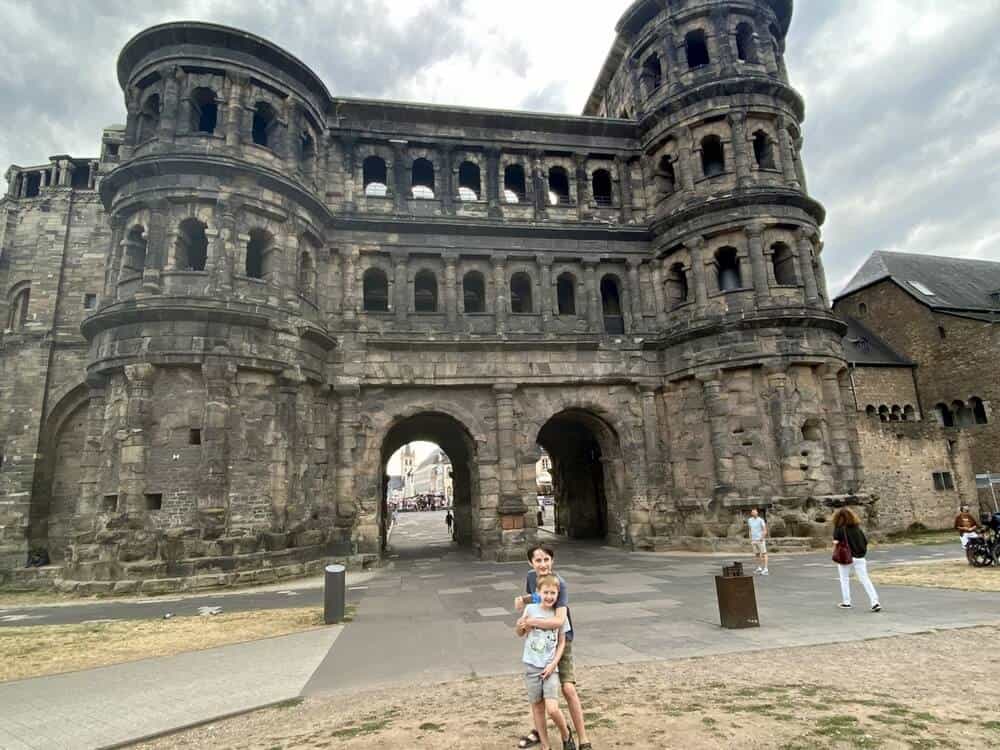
[0,1,967,591]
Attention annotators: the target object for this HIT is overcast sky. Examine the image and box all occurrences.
[2,0,999,293]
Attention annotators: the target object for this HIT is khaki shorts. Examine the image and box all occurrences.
[557,640,576,684]
[751,540,767,554]
[524,668,560,703]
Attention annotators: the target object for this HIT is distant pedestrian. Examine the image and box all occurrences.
[747,508,768,575]
[445,510,454,535]
[954,504,980,549]
[832,507,881,612]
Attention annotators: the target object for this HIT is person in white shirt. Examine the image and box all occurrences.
[747,508,769,575]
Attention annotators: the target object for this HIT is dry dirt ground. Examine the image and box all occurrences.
[870,561,1000,593]
[0,607,325,683]
[138,625,1000,750]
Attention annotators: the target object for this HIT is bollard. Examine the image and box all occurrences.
[324,563,346,624]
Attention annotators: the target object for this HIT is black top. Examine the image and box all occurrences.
[834,525,868,559]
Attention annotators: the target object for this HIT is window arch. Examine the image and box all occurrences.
[510,272,533,313]
[138,94,160,142]
[701,135,725,177]
[858,302,868,316]
[753,131,775,169]
[735,22,758,63]
[363,268,389,312]
[411,158,435,199]
[462,271,485,313]
[656,154,677,197]
[601,276,625,334]
[252,102,277,147]
[557,273,576,315]
[504,164,526,203]
[666,262,688,307]
[903,404,917,421]
[878,405,890,422]
[890,405,902,422]
[298,251,316,300]
[771,242,796,285]
[971,397,989,424]
[548,166,571,206]
[245,228,273,280]
[716,247,742,291]
[7,284,30,331]
[175,218,208,271]
[123,225,148,277]
[865,405,877,419]
[190,88,218,134]
[935,403,954,427]
[458,161,481,201]
[642,54,662,95]
[363,156,388,197]
[686,30,711,68]
[592,169,613,207]
[414,270,438,312]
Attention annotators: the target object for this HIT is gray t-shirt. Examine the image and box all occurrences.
[747,517,766,540]
[522,603,570,669]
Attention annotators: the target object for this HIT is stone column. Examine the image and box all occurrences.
[532,151,547,220]
[201,359,236,523]
[440,145,454,215]
[820,365,857,486]
[333,380,360,538]
[746,222,770,305]
[728,111,752,188]
[796,228,820,305]
[224,74,246,150]
[393,251,408,323]
[339,135,357,212]
[443,253,458,325]
[103,216,126,301]
[626,258,643,331]
[213,199,237,293]
[639,384,663,486]
[123,86,141,157]
[574,153,589,221]
[342,246,358,324]
[627,57,643,118]
[652,259,668,326]
[119,363,156,514]
[493,255,507,335]
[764,364,792,493]
[486,147,502,218]
[537,254,553,330]
[158,67,183,144]
[584,261,601,332]
[776,117,801,189]
[616,155,633,223]
[141,201,167,293]
[662,24,680,90]
[678,127,696,192]
[814,241,829,305]
[392,142,409,213]
[494,384,526,535]
[698,371,734,493]
[686,236,709,312]
[712,9,735,73]
[793,136,809,192]
[77,375,108,516]
[327,247,343,322]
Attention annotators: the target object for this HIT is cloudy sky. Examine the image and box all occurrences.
[2,0,999,292]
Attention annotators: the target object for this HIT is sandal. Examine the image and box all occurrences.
[517,730,541,748]
[578,744,593,750]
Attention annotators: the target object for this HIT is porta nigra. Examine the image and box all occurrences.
[5,1,951,593]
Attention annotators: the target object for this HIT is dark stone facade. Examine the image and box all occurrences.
[2,1,899,588]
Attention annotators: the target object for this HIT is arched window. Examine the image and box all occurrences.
[175,218,208,271]
[865,405,877,419]
[890,405,902,422]
[701,135,725,177]
[601,276,624,334]
[138,94,160,142]
[363,156,388,197]
[771,242,796,285]
[716,247,742,292]
[556,273,577,315]
[935,403,954,427]
[504,164,526,203]
[300,131,316,169]
[548,166,571,206]
[666,262,688,307]
[802,419,822,441]
[736,22,758,63]
[592,169,613,207]
[245,228,272,280]
[753,131,775,169]
[252,102,277,147]
[7,284,30,331]
[462,271,485,313]
[510,273,533,313]
[858,302,868,316]
[656,155,677,197]
[411,158,435,199]
[190,88,218,134]
[971,397,989,424]
[458,161,480,201]
[123,225,148,276]
[686,30,711,69]
[642,54,662,95]
[954,400,975,427]
[298,251,316,300]
[414,270,438,312]
[363,268,389,312]
[903,404,916,421]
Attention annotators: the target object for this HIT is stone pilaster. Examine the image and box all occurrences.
[532,151,547,220]
[342,246,358,323]
[440,145,454,215]
[213,199,237,293]
[698,371,734,493]
[728,111,752,188]
[686,236,708,312]
[820,364,857,487]
[333,380,361,536]
[200,359,237,532]
[678,127,696,192]
[652,259,668,326]
[777,117,801,189]
[537,254,553,329]
[583,261,601,332]
[102,216,126,302]
[574,153,589,220]
[120,363,156,514]
[746,222,770,305]
[392,142,409,213]
[486,147,502,218]
[339,135,357,212]
[157,66,183,145]
[626,258,643,331]
[793,136,808,192]
[494,383,525,523]
[764,364,792,494]
[639,384,663,485]
[814,240,829,305]
[393,251,408,323]
[122,86,141,158]
[77,375,108,517]
[141,201,167,294]
[223,73,246,150]
[616,155,633,223]
[493,255,507,335]
[796,228,820,305]
[443,253,458,325]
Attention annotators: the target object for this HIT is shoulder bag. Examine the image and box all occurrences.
[832,528,853,565]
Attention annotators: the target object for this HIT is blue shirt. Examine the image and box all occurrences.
[525,571,574,641]
[747,517,766,541]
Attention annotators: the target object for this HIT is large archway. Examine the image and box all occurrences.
[536,409,625,542]
[378,411,479,556]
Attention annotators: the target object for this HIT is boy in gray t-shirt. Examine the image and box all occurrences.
[519,574,571,750]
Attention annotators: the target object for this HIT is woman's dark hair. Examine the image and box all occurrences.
[833,507,860,528]
[527,544,555,561]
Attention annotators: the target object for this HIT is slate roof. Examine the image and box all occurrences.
[840,315,913,367]
[836,251,1000,320]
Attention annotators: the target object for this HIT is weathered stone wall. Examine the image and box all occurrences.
[849,365,920,419]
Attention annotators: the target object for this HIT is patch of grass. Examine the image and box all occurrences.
[273,697,304,710]
[701,717,718,727]
[418,722,444,732]
[329,719,391,739]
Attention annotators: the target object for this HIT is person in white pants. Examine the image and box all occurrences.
[832,507,881,612]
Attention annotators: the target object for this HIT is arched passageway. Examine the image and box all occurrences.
[537,409,625,542]
[379,412,479,556]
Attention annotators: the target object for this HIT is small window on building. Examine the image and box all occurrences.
[175,217,208,271]
[971,397,988,424]
[458,161,480,201]
[8,286,30,330]
[123,226,148,276]
[716,247,742,291]
[190,88,218,134]
[736,22,758,63]
[548,167,571,206]
[102,494,119,513]
[954,400,975,427]
[189,428,202,445]
[666,262,688,307]
[938,325,946,340]
[363,267,389,312]
[245,229,272,279]
[24,172,41,198]
[504,164,527,203]
[592,169,613,207]
[878,405,890,422]
[363,156,388,197]
[701,135,725,177]
[935,403,953,427]
[414,270,438,312]
[510,273,533,313]
[932,471,954,491]
[144,493,163,510]
[462,271,485,313]
[865,405,877,418]
[300,130,316,169]
[71,163,91,190]
[753,131,775,170]
[771,242,796,285]
[106,143,120,157]
[601,276,624,334]
[557,273,576,315]
[903,404,917,421]
[686,30,711,69]
[298,251,316,299]
[83,293,97,310]
[858,302,868,316]
[411,158,435,199]
[656,155,676,197]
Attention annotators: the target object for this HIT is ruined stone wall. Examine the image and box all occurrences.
[848,365,920,418]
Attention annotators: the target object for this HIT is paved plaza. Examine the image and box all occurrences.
[1,511,998,749]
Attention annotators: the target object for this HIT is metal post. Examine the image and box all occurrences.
[324,563,346,624]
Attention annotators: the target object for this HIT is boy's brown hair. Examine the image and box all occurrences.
[535,574,560,591]
[526,544,555,561]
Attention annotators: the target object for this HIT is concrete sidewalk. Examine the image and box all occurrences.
[0,625,343,750]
